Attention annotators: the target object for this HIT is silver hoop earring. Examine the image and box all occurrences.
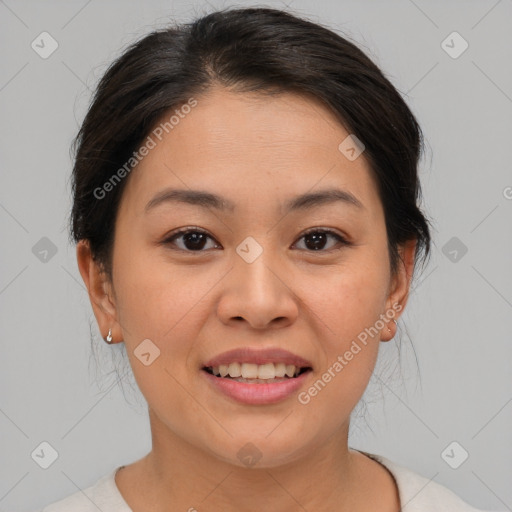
[388,319,398,333]
[105,328,113,344]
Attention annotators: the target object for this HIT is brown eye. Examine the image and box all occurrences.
[163,229,219,252]
[294,229,350,252]
[162,227,350,253]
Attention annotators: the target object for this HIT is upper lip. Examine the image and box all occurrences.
[203,347,313,369]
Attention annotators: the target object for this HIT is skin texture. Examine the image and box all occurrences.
[77,85,416,512]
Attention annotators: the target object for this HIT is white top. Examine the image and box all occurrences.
[40,452,494,511]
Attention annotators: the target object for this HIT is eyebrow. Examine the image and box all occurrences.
[144,187,364,214]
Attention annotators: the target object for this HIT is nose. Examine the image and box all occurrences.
[216,247,299,330]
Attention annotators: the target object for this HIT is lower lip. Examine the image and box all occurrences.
[201,369,312,405]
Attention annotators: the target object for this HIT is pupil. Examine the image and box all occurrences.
[305,232,326,251]
[185,232,206,250]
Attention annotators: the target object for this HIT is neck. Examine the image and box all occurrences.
[120,408,390,512]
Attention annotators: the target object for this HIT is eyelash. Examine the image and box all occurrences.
[161,227,351,253]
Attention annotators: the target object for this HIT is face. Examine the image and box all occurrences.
[79,85,414,469]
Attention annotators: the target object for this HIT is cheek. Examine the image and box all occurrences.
[298,252,389,405]
[113,262,207,421]
[304,251,390,345]
[112,239,214,341]
[110,246,208,391]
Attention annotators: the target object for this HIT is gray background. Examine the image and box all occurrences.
[1,0,511,510]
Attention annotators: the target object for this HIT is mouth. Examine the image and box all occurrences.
[202,363,313,384]
[201,348,314,404]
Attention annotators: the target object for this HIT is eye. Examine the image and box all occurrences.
[293,228,350,252]
[161,227,351,253]
[162,227,219,252]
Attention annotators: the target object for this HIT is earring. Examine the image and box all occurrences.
[105,328,113,344]
[388,319,398,333]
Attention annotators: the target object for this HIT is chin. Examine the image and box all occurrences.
[208,431,312,470]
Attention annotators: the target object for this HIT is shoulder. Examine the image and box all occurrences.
[40,467,131,512]
[361,451,493,512]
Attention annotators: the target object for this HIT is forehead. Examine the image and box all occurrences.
[119,86,381,220]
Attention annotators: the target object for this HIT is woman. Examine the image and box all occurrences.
[41,6,492,512]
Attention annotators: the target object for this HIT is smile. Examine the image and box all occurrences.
[201,363,313,404]
[204,362,311,381]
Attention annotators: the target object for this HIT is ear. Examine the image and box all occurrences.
[382,238,417,341]
[76,239,123,344]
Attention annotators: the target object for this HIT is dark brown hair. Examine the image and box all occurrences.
[69,6,432,281]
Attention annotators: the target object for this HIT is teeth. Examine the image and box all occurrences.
[285,364,296,378]
[274,363,286,377]
[209,362,303,379]
[241,363,259,379]
[227,362,241,377]
[256,363,274,379]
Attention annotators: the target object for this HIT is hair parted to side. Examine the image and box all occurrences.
[69,6,432,284]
